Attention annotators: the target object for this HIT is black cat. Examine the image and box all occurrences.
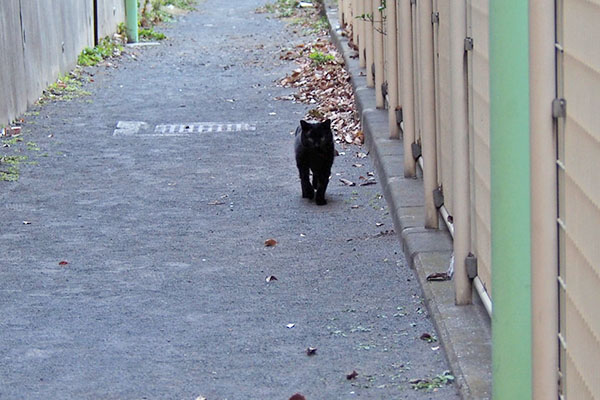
[294,119,335,205]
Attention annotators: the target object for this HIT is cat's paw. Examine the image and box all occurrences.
[302,189,315,199]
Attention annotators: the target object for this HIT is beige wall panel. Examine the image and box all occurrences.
[565,120,600,266]
[436,0,454,214]
[564,0,600,69]
[565,226,600,346]
[565,355,593,399]
[565,291,600,398]
[560,0,600,397]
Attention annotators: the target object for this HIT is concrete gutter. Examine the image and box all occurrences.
[323,2,492,399]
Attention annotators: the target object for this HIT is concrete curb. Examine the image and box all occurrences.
[324,3,492,399]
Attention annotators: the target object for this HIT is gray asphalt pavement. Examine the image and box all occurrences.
[0,1,460,399]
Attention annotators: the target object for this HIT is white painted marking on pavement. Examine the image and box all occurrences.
[113,121,149,136]
[114,122,256,137]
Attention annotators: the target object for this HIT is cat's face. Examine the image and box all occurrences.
[300,119,333,149]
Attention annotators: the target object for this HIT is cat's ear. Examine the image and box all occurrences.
[300,120,311,131]
[323,119,332,129]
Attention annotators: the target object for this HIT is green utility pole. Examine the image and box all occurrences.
[126,0,139,43]
[489,1,532,399]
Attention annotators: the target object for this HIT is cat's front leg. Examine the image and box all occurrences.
[298,166,314,199]
[314,173,329,205]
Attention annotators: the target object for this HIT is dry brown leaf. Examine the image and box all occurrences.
[359,180,377,186]
[346,370,359,380]
[264,238,278,247]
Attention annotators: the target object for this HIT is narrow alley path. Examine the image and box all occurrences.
[0,1,460,398]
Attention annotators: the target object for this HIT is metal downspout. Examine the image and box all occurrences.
[365,0,375,88]
[386,0,400,139]
[125,0,138,43]
[374,0,385,108]
[418,0,438,229]
[489,0,532,398]
[529,0,558,398]
[450,0,472,305]
[398,0,417,178]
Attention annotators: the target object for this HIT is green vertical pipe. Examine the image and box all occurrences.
[126,0,139,43]
[489,1,532,399]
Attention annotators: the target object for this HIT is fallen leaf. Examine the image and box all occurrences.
[346,370,359,380]
[359,179,377,186]
[207,200,225,205]
[306,347,317,356]
[352,163,363,167]
[356,152,368,159]
[289,394,306,400]
[195,396,207,400]
[351,205,360,209]
[287,323,296,329]
[339,178,355,186]
[375,222,384,227]
[264,238,278,247]
[426,272,450,281]
[58,261,69,266]
[266,275,278,282]
[420,333,433,342]
[22,221,31,225]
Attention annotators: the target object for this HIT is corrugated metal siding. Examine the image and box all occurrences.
[559,0,600,397]
[435,0,453,214]
[0,0,124,126]
[96,0,127,40]
[0,0,27,125]
[468,0,492,296]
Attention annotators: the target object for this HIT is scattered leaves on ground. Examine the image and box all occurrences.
[410,370,455,391]
[278,38,361,145]
[267,1,362,145]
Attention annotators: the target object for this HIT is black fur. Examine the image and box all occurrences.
[294,119,335,205]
